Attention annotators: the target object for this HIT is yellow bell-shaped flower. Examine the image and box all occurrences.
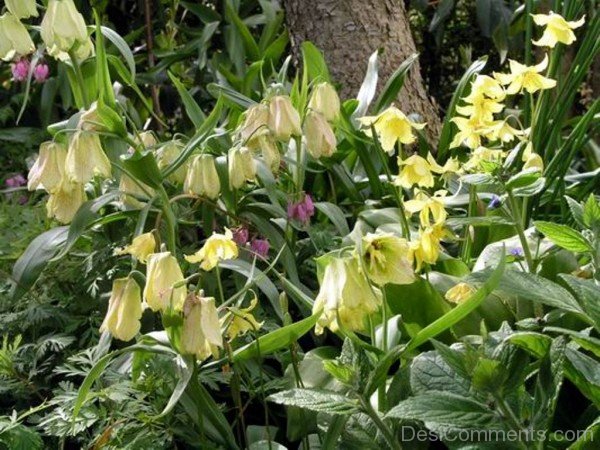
[521,142,544,172]
[100,277,143,341]
[395,154,435,189]
[143,252,187,312]
[404,189,448,228]
[181,293,223,361]
[28,141,67,192]
[304,111,337,159]
[532,12,585,48]
[409,224,448,271]
[41,0,88,57]
[221,296,263,340]
[228,147,256,189]
[5,0,38,19]
[157,141,187,185]
[185,228,238,271]
[312,257,382,335]
[308,82,340,122]
[184,154,221,200]
[257,135,281,173]
[114,232,156,264]
[360,233,415,286]
[239,103,270,147]
[119,172,154,209]
[359,106,426,154]
[46,178,86,224]
[268,95,301,141]
[65,130,111,183]
[0,13,35,61]
[494,55,556,95]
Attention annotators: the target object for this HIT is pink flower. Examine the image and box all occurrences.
[287,194,315,225]
[5,174,27,188]
[11,59,30,82]
[250,238,270,258]
[232,227,249,246]
[33,63,49,83]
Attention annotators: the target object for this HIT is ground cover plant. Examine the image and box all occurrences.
[1,0,599,448]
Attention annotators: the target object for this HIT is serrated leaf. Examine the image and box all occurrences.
[583,194,600,228]
[534,221,592,253]
[268,389,360,415]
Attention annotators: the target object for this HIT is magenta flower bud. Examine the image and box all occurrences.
[250,238,270,258]
[287,193,315,225]
[232,227,249,246]
[11,58,30,82]
[33,63,49,83]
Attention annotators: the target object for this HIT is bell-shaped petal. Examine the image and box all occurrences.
[143,252,187,312]
[41,0,88,57]
[0,13,35,61]
[308,82,340,122]
[268,95,301,141]
[65,131,111,183]
[5,0,38,19]
[114,232,156,263]
[46,178,86,224]
[28,141,67,192]
[181,293,223,360]
[185,228,238,271]
[100,277,143,341]
[304,111,337,159]
[184,154,221,199]
[360,233,415,286]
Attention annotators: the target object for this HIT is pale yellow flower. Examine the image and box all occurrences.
[157,141,187,185]
[360,106,426,154]
[359,233,415,286]
[65,131,111,183]
[464,75,506,102]
[0,13,35,61]
[409,224,449,271]
[532,12,585,48]
[119,172,153,209]
[494,55,556,94]
[28,141,67,192]
[181,293,223,361]
[456,95,504,123]
[450,116,486,149]
[5,0,38,19]
[427,153,461,178]
[464,146,505,172]
[521,142,544,172]
[184,154,221,200]
[114,232,156,263]
[143,252,187,312]
[483,119,524,143]
[221,296,264,340]
[257,135,281,173]
[445,282,476,304]
[308,82,341,122]
[404,189,448,228]
[41,0,88,57]
[395,154,435,189]
[304,111,337,159]
[46,178,86,224]
[239,103,270,147]
[185,228,239,271]
[268,95,301,141]
[228,147,256,189]
[312,257,381,335]
[100,277,143,341]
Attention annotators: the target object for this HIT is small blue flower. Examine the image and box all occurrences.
[488,195,501,210]
[510,248,524,258]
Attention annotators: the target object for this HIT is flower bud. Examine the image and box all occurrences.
[268,95,301,141]
[65,131,111,183]
[221,296,263,340]
[360,233,415,286]
[181,293,223,360]
[143,252,187,312]
[0,13,35,61]
[308,82,340,122]
[119,173,153,209]
[12,58,30,81]
[33,63,50,83]
[184,154,221,200]
[28,141,67,192]
[257,135,281,173]
[313,257,382,335]
[5,0,38,19]
[46,178,86,223]
[157,141,187,184]
[303,111,337,159]
[239,103,270,147]
[41,0,88,57]
[114,232,156,264]
[185,228,238,271]
[100,277,143,341]
[228,147,255,189]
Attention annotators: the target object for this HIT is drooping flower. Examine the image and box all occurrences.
[100,277,143,341]
[359,106,426,154]
[463,146,505,172]
[494,55,557,95]
[184,153,221,200]
[157,141,187,184]
[532,12,585,48]
[404,189,448,228]
[464,75,506,102]
[5,0,38,19]
[488,194,502,210]
[250,238,270,258]
[268,95,301,141]
[228,147,256,189]
[239,103,270,147]
[114,232,156,264]
[483,119,524,143]
[427,153,461,181]
[143,252,187,312]
[521,142,544,172]
[450,116,486,149]
[359,233,415,286]
[308,82,340,122]
[11,58,30,81]
[119,172,153,209]
[0,13,35,61]
[5,174,26,188]
[395,154,435,189]
[312,257,382,335]
[221,296,263,340]
[181,293,223,360]
[65,130,111,183]
[409,224,449,271]
[304,111,337,159]
[232,227,249,246]
[185,228,239,271]
[41,0,88,58]
[257,135,281,173]
[27,141,67,192]
[445,282,476,304]
[46,178,86,223]
[287,193,315,225]
[33,63,50,83]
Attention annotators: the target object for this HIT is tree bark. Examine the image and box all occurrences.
[283,0,442,143]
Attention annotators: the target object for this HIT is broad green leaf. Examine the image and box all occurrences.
[386,391,502,429]
[300,41,330,82]
[374,53,419,113]
[11,227,69,300]
[315,202,350,236]
[410,350,471,397]
[583,194,600,229]
[95,17,116,107]
[535,221,592,253]
[507,332,552,358]
[100,25,136,80]
[268,389,359,415]
[559,275,600,332]
[207,82,255,109]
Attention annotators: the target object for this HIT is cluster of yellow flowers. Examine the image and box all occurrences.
[0,0,92,62]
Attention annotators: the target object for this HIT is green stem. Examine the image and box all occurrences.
[523,0,534,126]
[507,190,535,274]
[378,289,389,412]
[360,397,402,450]
[215,265,226,305]
[295,135,305,192]
[460,185,477,264]
[68,49,89,109]
[158,186,177,253]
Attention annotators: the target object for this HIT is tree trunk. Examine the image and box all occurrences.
[283,0,442,144]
